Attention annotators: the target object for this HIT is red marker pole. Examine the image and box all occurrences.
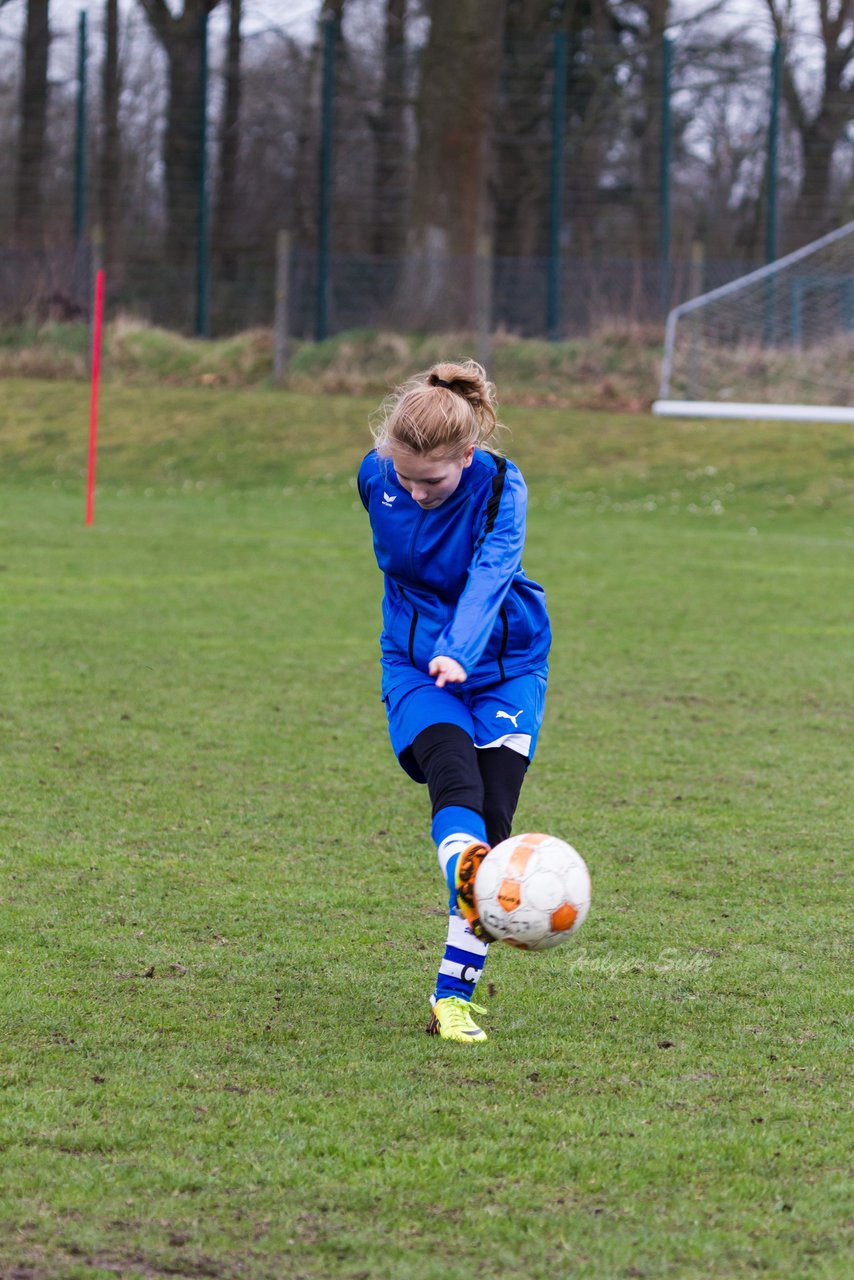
[85,269,105,526]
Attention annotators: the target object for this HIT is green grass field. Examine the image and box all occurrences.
[1,379,852,1279]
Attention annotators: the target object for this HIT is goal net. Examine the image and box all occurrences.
[654,221,854,422]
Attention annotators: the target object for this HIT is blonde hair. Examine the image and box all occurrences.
[372,359,502,459]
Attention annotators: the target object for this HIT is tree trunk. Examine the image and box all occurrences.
[371,0,407,259]
[164,29,204,266]
[564,0,622,261]
[213,0,241,278]
[493,2,617,262]
[291,1,347,248]
[402,0,507,329]
[14,0,50,246]
[633,0,669,264]
[792,23,853,245]
[138,0,221,268]
[494,2,552,260]
[768,0,854,246]
[798,113,840,242]
[99,0,121,265]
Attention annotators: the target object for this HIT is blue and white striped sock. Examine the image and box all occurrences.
[434,909,489,1003]
[431,805,490,1004]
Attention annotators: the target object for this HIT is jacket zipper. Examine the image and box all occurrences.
[407,607,419,664]
[398,585,419,665]
[402,510,426,665]
[408,508,426,578]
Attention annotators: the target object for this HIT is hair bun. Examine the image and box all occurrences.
[371,358,503,457]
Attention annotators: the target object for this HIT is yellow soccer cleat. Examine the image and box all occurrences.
[427,996,489,1043]
[454,841,495,942]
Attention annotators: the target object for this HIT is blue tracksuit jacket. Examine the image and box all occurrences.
[357,448,551,694]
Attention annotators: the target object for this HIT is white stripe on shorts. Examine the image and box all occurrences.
[475,732,532,756]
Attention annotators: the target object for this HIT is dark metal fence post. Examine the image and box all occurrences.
[476,234,493,371]
[274,230,292,382]
[87,223,103,370]
[548,30,567,341]
[660,34,673,311]
[195,11,210,337]
[766,38,781,265]
[317,15,337,343]
[763,39,782,345]
[73,11,87,243]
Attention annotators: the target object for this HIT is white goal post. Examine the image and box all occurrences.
[653,221,854,423]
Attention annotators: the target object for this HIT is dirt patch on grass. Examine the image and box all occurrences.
[2,1244,234,1280]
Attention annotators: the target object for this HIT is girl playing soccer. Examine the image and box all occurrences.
[358,360,551,1043]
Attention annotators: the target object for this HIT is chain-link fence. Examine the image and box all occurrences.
[1,1,851,340]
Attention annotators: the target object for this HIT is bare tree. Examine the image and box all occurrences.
[493,0,556,261]
[14,0,50,246]
[99,0,121,265]
[768,0,854,243]
[370,0,408,258]
[402,0,507,327]
[213,0,242,278]
[628,0,670,264]
[290,1,349,248]
[137,0,222,266]
[561,0,626,258]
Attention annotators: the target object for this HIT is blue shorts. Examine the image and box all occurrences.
[384,667,548,783]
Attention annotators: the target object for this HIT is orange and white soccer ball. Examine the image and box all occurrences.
[474,832,591,951]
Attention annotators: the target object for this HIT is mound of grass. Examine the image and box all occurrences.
[0,318,276,389]
[0,320,90,379]
[0,318,663,409]
[4,316,852,417]
[272,324,663,410]
[106,315,275,387]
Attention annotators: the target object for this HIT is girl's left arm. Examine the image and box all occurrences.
[431,466,527,677]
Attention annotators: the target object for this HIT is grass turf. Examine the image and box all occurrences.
[0,380,852,1279]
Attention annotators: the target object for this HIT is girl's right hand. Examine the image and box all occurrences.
[429,656,467,687]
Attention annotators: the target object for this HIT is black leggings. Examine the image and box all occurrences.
[411,722,530,847]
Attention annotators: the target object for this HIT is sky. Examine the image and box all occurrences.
[0,1,319,46]
[0,1,321,94]
[0,0,831,92]
[0,0,818,43]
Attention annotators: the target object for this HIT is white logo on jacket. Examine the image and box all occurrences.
[382,491,396,508]
[495,709,524,728]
